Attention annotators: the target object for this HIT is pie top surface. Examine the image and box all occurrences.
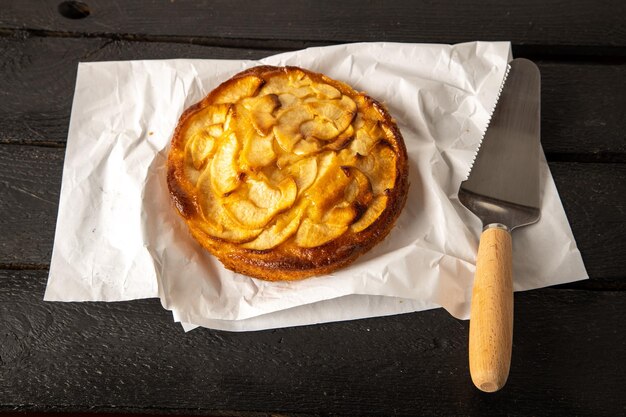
[167,66,409,280]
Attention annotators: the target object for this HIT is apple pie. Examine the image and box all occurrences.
[167,66,409,280]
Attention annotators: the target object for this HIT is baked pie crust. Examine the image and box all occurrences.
[167,66,409,280]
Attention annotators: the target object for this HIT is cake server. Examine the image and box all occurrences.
[459,58,541,392]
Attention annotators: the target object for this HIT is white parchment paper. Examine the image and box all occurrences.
[45,42,588,331]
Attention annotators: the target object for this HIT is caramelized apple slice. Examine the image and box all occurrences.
[224,177,297,229]
[292,137,322,155]
[299,118,338,141]
[323,203,357,227]
[284,157,317,195]
[357,143,397,195]
[235,106,277,170]
[350,195,388,233]
[277,93,297,107]
[326,124,354,150]
[183,106,227,143]
[189,134,215,170]
[250,94,281,136]
[251,111,274,136]
[191,217,262,243]
[305,96,357,140]
[213,75,264,104]
[205,103,232,125]
[291,86,315,99]
[249,176,296,209]
[262,74,291,95]
[195,170,262,242]
[307,162,351,206]
[241,206,304,250]
[352,112,365,130]
[354,95,386,123]
[327,95,357,128]
[275,151,306,170]
[188,103,231,129]
[224,199,274,229]
[349,128,376,155]
[311,82,341,99]
[273,106,313,152]
[206,123,223,138]
[294,218,348,248]
[242,133,276,169]
[210,133,241,195]
[296,152,339,194]
[308,151,337,186]
[304,160,352,222]
[287,68,309,86]
[342,167,373,205]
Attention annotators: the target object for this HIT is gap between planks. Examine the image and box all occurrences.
[1,27,626,63]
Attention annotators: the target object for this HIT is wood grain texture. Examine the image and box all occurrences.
[0,0,625,53]
[469,227,513,392]
[0,145,63,266]
[0,37,625,160]
[539,61,626,160]
[550,162,626,280]
[1,269,625,416]
[0,35,276,145]
[1,145,625,281]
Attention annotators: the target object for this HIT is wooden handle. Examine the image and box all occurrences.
[469,224,513,393]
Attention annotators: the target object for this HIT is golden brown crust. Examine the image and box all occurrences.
[167,65,409,281]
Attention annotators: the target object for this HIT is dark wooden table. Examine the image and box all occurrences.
[1,1,625,416]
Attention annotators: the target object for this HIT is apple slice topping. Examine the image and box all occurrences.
[241,206,305,250]
[311,82,341,99]
[195,169,262,242]
[234,104,277,170]
[179,68,400,251]
[303,158,352,222]
[213,75,264,104]
[224,176,297,229]
[304,95,357,140]
[189,134,216,170]
[323,203,358,227]
[210,133,241,195]
[273,106,314,152]
[250,94,281,136]
[292,137,322,156]
[349,128,374,156]
[294,218,348,248]
[342,168,373,206]
[241,132,276,169]
[205,103,232,125]
[356,142,397,195]
[284,156,317,195]
[350,195,388,233]
[277,93,297,107]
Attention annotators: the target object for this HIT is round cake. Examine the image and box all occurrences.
[167,66,409,280]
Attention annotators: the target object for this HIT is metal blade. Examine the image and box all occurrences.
[459,58,541,230]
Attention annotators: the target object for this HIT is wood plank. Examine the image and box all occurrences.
[540,61,626,160]
[0,36,276,145]
[1,269,624,415]
[0,145,63,266]
[1,36,625,158]
[551,162,626,281]
[1,0,625,52]
[0,145,624,283]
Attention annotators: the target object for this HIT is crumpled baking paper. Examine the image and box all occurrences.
[45,42,588,331]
